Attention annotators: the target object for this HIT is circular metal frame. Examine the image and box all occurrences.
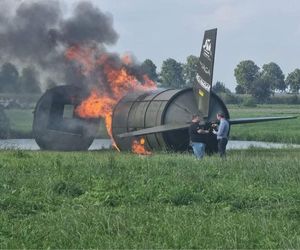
[33,85,100,151]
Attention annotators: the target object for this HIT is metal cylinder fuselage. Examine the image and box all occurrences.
[33,85,100,151]
[33,86,229,152]
[112,87,230,152]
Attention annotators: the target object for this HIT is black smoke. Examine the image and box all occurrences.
[0,0,119,90]
[0,1,61,63]
[58,1,118,46]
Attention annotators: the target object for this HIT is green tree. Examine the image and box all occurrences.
[234,60,260,94]
[261,62,285,92]
[235,84,246,94]
[212,81,231,94]
[140,59,158,82]
[19,66,41,93]
[285,69,300,93]
[0,62,20,93]
[183,55,200,87]
[160,58,185,88]
[250,78,272,103]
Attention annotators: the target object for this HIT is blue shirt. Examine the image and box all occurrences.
[217,118,229,139]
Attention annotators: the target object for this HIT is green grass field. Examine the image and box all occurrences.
[228,104,300,144]
[3,104,300,141]
[0,149,299,248]
[4,108,109,138]
[4,109,34,137]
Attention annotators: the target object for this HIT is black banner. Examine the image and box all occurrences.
[193,28,217,118]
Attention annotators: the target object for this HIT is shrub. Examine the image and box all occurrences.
[242,97,257,107]
[0,107,10,138]
[218,92,243,104]
[267,94,300,104]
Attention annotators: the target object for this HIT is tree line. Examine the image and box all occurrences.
[1,58,300,104]
[0,56,200,94]
[141,55,203,88]
[0,62,42,94]
[234,60,300,102]
[142,57,300,104]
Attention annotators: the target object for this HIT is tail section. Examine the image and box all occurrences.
[194,28,217,118]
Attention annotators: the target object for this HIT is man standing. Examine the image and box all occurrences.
[189,114,209,159]
[213,112,230,157]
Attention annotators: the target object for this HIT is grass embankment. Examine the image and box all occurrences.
[0,149,299,248]
[3,104,300,141]
[5,109,34,138]
[4,109,109,139]
[228,104,300,144]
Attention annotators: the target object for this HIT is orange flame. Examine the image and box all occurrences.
[74,90,115,137]
[121,53,133,65]
[65,45,156,153]
[65,45,97,75]
[132,137,151,155]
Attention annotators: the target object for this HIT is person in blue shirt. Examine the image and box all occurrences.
[189,115,209,159]
[213,112,229,157]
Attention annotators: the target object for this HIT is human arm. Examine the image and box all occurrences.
[217,120,225,137]
[197,128,209,134]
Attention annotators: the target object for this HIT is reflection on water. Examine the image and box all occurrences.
[0,139,299,151]
[0,139,112,151]
[228,140,300,149]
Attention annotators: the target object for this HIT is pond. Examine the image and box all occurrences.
[0,139,299,151]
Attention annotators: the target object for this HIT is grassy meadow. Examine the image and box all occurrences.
[4,108,109,139]
[3,104,300,141]
[0,149,300,248]
[5,109,34,138]
[1,103,300,248]
[228,104,300,144]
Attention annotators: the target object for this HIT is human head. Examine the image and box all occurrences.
[192,114,201,123]
[217,112,225,120]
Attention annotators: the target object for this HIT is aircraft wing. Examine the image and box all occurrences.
[117,116,297,138]
[229,116,297,125]
[117,123,190,138]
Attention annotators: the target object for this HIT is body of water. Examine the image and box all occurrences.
[0,139,112,151]
[0,139,299,151]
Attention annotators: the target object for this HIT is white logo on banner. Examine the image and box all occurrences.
[202,39,212,60]
[200,61,211,76]
[196,74,211,92]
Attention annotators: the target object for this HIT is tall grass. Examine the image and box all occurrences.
[0,149,299,248]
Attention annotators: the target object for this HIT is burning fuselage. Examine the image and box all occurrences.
[33,44,158,153]
[112,88,228,153]
[33,28,296,153]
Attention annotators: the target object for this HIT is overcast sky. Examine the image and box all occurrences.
[8,0,300,90]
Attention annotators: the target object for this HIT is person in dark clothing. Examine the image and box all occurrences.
[189,114,209,159]
[213,112,229,157]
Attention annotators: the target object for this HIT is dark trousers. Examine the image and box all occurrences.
[218,138,228,157]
